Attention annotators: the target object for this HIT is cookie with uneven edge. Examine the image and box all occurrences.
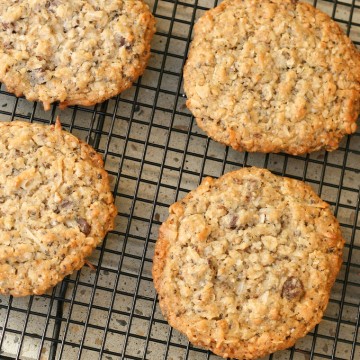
[0,120,117,296]
[0,0,155,110]
[153,167,344,359]
[183,0,360,155]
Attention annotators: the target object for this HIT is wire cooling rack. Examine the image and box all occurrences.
[0,0,359,359]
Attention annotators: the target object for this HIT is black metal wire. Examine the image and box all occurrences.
[0,0,359,359]
[48,282,68,360]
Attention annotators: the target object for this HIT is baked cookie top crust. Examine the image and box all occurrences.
[153,167,344,359]
[0,0,155,110]
[183,0,360,154]
[0,120,117,296]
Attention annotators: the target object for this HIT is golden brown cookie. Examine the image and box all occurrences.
[0,120,117,296]
[0,0,155,110]
[183,0,360,154]
[153,167,344,359]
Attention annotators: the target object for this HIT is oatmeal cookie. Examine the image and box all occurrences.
[183,0,360,154]
[153,167,344,359]
[0,120,117,296]
[0,0,155,110]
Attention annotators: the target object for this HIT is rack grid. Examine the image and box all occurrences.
[0,0,359,359]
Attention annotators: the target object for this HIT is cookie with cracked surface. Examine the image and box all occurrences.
[153,167,344,359]
[0,120,117,296]
[183,0,360,155]
[0,0,155,110]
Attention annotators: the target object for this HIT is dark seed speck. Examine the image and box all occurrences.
[61,200,72,208]
[116,35,126,47]
[229,215,238,230]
